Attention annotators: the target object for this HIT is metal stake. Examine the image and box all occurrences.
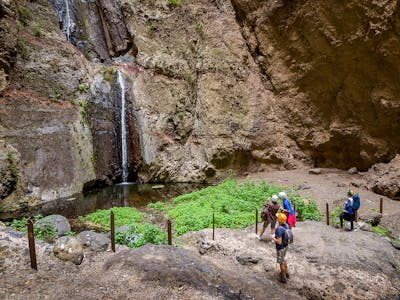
[326,203,329,226]
[110,211,115,252]
[27,220,37,270]
[212,213,215,241]
[167,220,172,245]
[380,198,383,214]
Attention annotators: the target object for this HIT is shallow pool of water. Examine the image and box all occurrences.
[35,183,206,218]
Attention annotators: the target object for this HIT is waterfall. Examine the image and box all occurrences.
[64,0,72,42]
[117,70,128,182]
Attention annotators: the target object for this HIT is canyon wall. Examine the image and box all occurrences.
[1,0,399,215]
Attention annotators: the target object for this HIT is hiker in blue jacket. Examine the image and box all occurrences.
[339,190,358,231]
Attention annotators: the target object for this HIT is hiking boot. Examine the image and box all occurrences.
[278,274,287,283]
[286,272,290,279]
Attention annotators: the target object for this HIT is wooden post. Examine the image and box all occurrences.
[110,211,115,252]
[212,213,215,241]
[255,209,258,234]
[326,203,329,226]
[380,198,383,214]
[167,220,172,245]
[27,220,37,270]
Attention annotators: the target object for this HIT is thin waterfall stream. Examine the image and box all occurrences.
[117,70,129,182]
[64,0,72,41]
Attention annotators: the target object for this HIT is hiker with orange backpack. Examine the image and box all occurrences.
[273,213,294,283]
[256,195,280,240]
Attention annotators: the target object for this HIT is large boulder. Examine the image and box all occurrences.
[77,231,110,252]
[358,212,382,227]
[53,236,84,265]
[35,215,71,237]
[364,155,400,198]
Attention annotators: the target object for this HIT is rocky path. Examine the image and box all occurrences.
[0,169,399,299]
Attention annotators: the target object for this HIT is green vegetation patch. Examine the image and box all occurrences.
[80,207,142,230]
[81,207,166,248]
[159,179,322,236]
[7,215,57,242]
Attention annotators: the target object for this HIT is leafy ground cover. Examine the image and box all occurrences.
[6,215,57,242]
[149,179,323,236]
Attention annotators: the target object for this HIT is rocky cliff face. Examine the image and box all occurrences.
[232,0,400,170]
[1,0,399,216]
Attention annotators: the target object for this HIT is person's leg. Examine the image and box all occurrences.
[277,248,287,283]
[271,219,276,235]
[339,212,344,229]
[288,214,295,228]
[259,225,266,238]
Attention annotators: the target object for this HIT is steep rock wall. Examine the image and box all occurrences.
[232,0,400,170]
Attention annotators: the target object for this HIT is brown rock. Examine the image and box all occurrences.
[53,236,84,265]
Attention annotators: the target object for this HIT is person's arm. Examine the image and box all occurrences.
[343,199,350,213]
[273,236,283,245]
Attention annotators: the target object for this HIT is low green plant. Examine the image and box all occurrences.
[78,84,89,93]
[80,207,142,230]
[64,231,77,236]
[31,22,44,37]
[147,201,168,211]
[17,39,31,60]
[330,206,343,227]
[372,225,392,238]
[116,223,167,248]
[148,20,156,33]
[79,100,88,118]
[7,215,57,242]
[17,5,31,26]
[103,66,117,82]
[290,196,323,221]
[177,111,184,120]
[167,0,180,6]
[164,179,324,236]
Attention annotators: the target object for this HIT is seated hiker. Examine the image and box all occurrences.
[339,190,360,231]
[257,194,280,240]
[278,192,296,228]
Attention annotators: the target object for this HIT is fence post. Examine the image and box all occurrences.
[167,220,172,245]
[326,203,329,226]
[380,198,383,214]
[255,209,258,234]
[110,211,115,252]
[212,213,215,241]
[27,220,37,270]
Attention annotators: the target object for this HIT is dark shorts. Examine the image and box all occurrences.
[340,212,355,222]
[263,215,276,229]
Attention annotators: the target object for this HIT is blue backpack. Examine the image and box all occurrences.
[352,194,361,210]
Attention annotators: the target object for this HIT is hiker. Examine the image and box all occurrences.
[257,195,280,240]
[278,192,296,228]
[339,190,360,231]
[273,213,293,283]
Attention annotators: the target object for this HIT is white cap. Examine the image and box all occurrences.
[271,195,279,202]
[278,192,286,199]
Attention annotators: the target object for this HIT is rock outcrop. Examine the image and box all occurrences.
[364,155,400,198]
[53,236,84,265]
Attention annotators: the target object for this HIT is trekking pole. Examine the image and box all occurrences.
[326,203,329,226]
[380,198,383,214]
[255,209,258,234]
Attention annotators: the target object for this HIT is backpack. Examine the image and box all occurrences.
[281,226,294,245]
[351,194,361,210]
[261,209,268,221]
